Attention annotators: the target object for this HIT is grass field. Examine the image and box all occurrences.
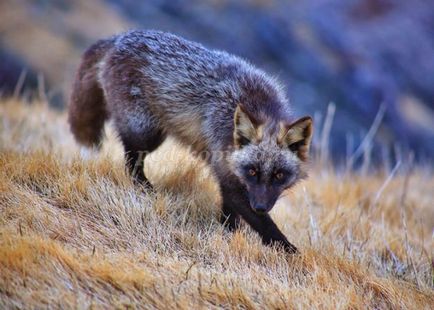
[0,98,433,309]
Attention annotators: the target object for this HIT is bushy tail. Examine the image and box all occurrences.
[68,38,114,148]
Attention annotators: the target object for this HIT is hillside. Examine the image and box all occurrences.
[0,98,433,309]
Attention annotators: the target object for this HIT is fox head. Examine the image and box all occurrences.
[229,105,313,214]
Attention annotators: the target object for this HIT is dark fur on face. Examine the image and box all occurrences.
[230,105,313,214]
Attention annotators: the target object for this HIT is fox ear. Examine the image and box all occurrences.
[233,105,261,148]
[279,116,313,161]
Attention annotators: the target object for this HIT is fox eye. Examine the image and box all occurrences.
[275,172,284,180]
[273,170,287,184]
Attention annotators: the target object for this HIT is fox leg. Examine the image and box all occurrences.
[124,145,147,183]
[220,181,298,253]
[122,131,165,186]
[220,203,241,231]
[116,114,165,187]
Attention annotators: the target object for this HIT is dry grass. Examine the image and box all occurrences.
[0,98,433,309]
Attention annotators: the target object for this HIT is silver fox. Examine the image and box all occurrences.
[68,30,313,253]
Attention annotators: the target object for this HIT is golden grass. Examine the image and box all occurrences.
[0,98,433,309]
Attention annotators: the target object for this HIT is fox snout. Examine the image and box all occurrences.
[248,186,278,215]
[249,200,276,214]
[250,203,269,214]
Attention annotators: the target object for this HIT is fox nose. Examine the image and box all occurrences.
[253,204,268,214]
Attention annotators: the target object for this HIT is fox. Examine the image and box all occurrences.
[68,30,313,253]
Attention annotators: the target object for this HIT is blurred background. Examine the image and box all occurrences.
[1,0,433,164]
